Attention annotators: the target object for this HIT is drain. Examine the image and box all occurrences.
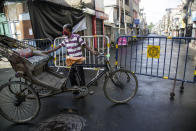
[34,114,86,131]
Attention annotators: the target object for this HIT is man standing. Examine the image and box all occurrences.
[43,24,97,95]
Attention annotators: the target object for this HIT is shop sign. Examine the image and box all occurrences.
[134,19,140,25]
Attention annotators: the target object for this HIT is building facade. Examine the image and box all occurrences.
[183,0,196,38]
[139,9,147,35]
[2,1,33,40]
[1,0,108,40]
[104,0,142,43]
[104,0,132,43]
[154,0,196,38]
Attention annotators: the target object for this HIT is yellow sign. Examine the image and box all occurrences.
[147,45,160,58]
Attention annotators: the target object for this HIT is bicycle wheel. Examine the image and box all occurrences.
[103,69,138,103]
[0,81,40,123]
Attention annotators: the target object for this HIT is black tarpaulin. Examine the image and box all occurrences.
[27,0,85,40]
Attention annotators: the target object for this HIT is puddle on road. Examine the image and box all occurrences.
[33,113,86,131]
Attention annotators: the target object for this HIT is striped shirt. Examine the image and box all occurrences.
[59,34,86,57]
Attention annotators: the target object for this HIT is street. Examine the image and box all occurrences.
[0,44,196,131]
[1,0,196,130]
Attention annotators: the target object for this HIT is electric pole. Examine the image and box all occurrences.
[123,0,127,34]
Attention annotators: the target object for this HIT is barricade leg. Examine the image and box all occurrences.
[180,82,184,93]
[170,79,176,100]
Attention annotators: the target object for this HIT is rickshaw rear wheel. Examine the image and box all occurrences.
[0,81,40,123]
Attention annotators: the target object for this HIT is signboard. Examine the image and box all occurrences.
[192,11,196,22]
[134,19,140,25]
[147,45,160,58]
[96,11,109,20]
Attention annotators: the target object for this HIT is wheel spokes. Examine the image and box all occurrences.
[104,70,138,103]
[0,82,40,123]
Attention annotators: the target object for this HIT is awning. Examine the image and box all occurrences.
[72,17,87,33]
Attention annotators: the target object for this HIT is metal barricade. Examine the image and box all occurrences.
[22,38,53,50]
[22,38,54,66]
[53,35,110,70]
[115,35,196,98]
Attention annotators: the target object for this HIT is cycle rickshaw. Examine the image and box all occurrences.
[0,35,138,123]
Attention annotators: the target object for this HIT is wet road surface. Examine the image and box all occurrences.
[0,66,196,131]
[0,36,196,131]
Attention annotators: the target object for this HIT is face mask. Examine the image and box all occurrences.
[63,30,69,35]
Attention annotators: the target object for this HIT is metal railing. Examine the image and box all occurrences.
[22,38,53,50]
[53,35,110,70]
[21,38,54,66]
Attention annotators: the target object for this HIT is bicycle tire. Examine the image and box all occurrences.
[0,81,40,123]
[103,69,138,103]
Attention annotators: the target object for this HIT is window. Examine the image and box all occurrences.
[125,0,129,5]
